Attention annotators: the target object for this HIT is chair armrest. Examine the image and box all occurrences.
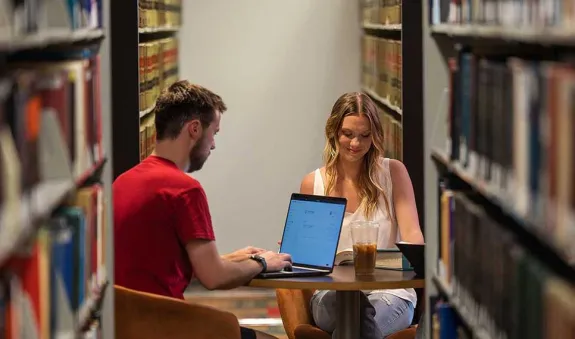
[294,324,331,339]
[115,285,241,339]
[387,325,417,339]
[275,289,317,339]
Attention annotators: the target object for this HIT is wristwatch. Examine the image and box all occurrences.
[249,254,267,273]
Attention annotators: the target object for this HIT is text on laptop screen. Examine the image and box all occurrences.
[280,198,346,268]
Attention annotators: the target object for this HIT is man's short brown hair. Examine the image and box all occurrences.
[154,80,227,140]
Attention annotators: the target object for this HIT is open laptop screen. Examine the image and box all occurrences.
[279,194,346,269]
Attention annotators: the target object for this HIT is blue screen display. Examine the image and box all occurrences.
[280,198,346,268]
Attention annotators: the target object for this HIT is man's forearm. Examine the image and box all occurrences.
[212,258,263,290]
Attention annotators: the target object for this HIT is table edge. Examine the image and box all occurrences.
[247,278,425,290]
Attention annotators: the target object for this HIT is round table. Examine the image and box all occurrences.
[248,266,424,339]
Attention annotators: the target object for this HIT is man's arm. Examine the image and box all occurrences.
[186,240,291,290]
[174,185,291,290]
[186,240,262,290]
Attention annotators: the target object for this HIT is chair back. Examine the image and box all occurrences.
[115,285,241,339]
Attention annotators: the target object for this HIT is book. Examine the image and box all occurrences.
[138,36,179,113]
[429,0,575,27]
[361,0,402,25]
[1,184,108,338]
[0,0,102,41]
[362,34,403,161]
[138,0,181,29]
[334,247,413,271]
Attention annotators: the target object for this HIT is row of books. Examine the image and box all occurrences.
[362,36,402,110]
[0,184,107,339]
[438,189,575,338]
[445,51,575,263]
[381,111,402,161]
[362,0,402,26]
[430,0,575,28]
[139,0,182,30]
[139,37,179,113]
[0,55,105,210]
[140,114,156,161]
[0,0,102,42]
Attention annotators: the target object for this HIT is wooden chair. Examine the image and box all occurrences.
[114,285,242,339]
[275,289,419,339]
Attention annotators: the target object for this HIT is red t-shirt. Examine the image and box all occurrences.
[113,156,215,299]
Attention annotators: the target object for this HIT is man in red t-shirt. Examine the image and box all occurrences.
[113,81,292,339]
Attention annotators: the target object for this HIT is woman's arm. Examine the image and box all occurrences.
[389,159,425,244]
[299,171,315,194]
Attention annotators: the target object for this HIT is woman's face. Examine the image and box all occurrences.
[337,114,372,163]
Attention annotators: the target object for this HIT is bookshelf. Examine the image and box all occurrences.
[0,0,112,337]
[111,0,181,179]
[359,0,425,229]
[424,0,575,338]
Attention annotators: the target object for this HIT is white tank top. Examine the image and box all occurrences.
[313,157,417,306]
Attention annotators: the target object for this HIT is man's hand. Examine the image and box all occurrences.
[258,251,292,272]
[222,246,265,262]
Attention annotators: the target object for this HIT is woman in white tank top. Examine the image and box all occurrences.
[300,92,425,339]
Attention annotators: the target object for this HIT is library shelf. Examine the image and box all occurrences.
[0,29,105,52]
[362,22,402,31]
[362,86,402,117]
[138,26,180,34]
[0,1,113,337]
[77,279,110,334]
[431,148,575,282]
[431,275,491,339]
[0,157,108,268]
[430,24,575,45]
[112,1,181,178]
[140,104,155,119]
[425,2,575,338]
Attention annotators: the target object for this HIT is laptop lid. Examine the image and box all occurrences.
[279,193,347,270]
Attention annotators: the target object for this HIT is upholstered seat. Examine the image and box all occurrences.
[275,289,418,339]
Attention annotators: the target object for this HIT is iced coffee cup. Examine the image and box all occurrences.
[350,221,379,276]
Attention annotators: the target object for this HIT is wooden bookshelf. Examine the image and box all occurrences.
[0,0,112,337]
[111,0,181,179]
[424,0,575,337]
[359,0,425,230]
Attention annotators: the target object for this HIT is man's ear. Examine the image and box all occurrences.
[187,120,202,140]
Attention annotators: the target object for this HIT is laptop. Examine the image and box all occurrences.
[257,193,347,279]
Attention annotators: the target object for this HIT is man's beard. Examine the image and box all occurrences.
[186,138,209,173]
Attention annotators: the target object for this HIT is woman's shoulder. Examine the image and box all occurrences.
[377,156,405,171]
[386,158,407,174]
[385,158,411,188]
[300,167,324,194]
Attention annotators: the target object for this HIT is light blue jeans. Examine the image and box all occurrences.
[310,290,415,339]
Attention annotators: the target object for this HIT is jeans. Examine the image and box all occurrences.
[310,290,415,339]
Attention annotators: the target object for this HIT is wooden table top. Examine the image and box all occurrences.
[247,266,425,290]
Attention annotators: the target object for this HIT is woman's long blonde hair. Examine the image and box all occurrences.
[322,92,391,220]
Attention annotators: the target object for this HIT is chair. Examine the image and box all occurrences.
[114,285,242,339]
[275,289,418,339]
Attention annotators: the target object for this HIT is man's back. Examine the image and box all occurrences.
[113,155,214,299]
